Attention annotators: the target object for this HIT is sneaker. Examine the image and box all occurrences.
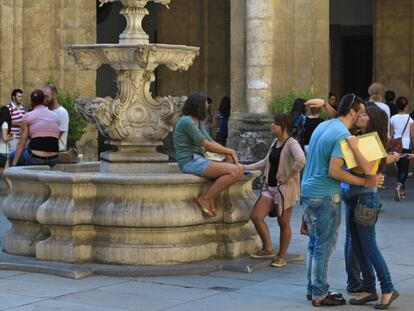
[312,292,346,307]
[307,292,343,302]
[270,255,287,267]
[395,184,402,201]
[250,249,275,259]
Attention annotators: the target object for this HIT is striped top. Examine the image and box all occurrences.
[7,102,26,139]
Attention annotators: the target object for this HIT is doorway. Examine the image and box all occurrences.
[330,0,373,99]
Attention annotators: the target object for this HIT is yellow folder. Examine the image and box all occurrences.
[340,131,387,169]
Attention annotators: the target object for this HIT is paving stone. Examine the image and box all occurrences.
[0,293,44,310]
[55,288,184,311]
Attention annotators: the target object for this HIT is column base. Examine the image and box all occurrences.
[227,112,275,163]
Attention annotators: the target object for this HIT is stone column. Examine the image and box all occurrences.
[374,0,414,104]
[228,0,329,162]
[245,0,275,114]
[228,0,276,162]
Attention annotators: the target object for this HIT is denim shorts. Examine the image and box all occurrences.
[180,154,212,177]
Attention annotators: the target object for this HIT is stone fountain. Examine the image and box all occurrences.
[2,0,259,266]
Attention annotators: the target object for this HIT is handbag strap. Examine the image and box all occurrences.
[400,115,411,138]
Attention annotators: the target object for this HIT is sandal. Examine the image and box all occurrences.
[349,292,378,305]
[375,289,399,309]
[250,249,275,259]
[269,255,287,267]
[193,198,215,218]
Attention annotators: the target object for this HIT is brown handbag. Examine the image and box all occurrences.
[389,115,410,153]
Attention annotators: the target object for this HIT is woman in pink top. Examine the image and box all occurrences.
[10,89,60,167]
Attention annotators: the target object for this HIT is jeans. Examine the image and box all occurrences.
[396,148,411,189]
[302,195,341,300]
[9,148,58,167]
[345,190,394,294]
[342,189,362,291]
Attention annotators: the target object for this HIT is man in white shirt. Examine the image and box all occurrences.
[368,82,391,136]
[43,83,69,151]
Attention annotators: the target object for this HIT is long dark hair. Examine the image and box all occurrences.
[364,106,389,172]
[0,106,11,134]
[182,92,208,121]
[218,96,231,118]
[290,98,306,119]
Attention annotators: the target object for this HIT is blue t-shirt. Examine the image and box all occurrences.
[301,118,350,198]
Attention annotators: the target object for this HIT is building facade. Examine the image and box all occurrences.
[0,0,413,160]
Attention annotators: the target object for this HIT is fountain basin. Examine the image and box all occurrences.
[2,163,259,265]
[68,43,200,71]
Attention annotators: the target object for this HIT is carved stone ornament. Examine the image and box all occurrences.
[70,0,199,158]
[99,0,171,44]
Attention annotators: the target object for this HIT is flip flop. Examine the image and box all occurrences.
[193,198,215,218]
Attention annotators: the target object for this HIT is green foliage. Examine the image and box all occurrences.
[270,89,313,113]
[58,90,86,149]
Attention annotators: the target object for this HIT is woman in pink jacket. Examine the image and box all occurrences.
[245,113,306,267]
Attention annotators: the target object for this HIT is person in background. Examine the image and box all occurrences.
[10,89,60,167]
[390,96,414,201]
[43,83,69,152]
[290,98,306,147]
[7,89,25,152]
[246,113,305,267]
[0,107,14,174]
[385,90,397,117]
[328,92,337,109]
[303,106,324,155]
[202,97,213,136]
[368,83,391,136]
[215,96,231,146]
[174,93,243,218]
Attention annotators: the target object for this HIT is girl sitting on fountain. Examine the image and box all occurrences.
[9,89,60,167]
[174,92,244,218]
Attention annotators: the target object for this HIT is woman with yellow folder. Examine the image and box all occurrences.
[343,106,400,309]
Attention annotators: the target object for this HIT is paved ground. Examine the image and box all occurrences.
[0,175,413,310]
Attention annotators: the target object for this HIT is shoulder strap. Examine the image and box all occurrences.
[401,115,411,136]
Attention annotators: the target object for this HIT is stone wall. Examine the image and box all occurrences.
[157,0,230,117]
[374,0,414,105]
[0,0,97,160]
[0,0,96,104]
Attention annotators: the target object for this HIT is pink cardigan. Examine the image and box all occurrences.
[245,137,306,210]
